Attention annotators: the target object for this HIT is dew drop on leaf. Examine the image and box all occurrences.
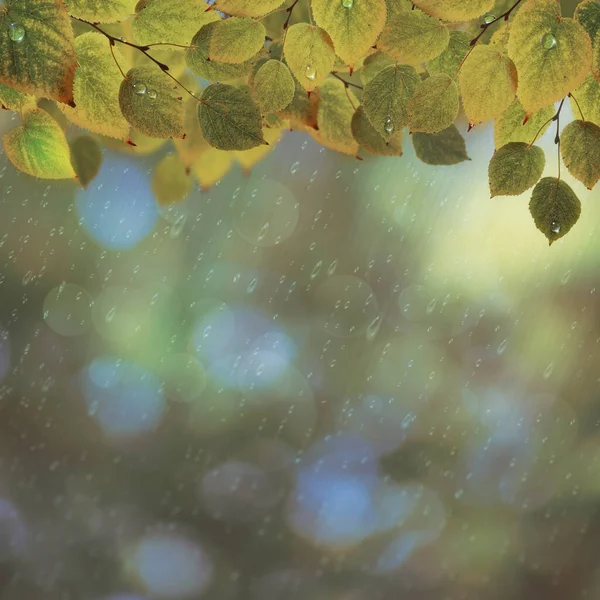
[483,14,495,24]
[384,118,394,134]
[305,65,316,81]
[342,0,354,7]
[8,22,25,42]
[541,33,557,50]
[551,219,560,233]
[147,89,158,99]
[133,82,147,95]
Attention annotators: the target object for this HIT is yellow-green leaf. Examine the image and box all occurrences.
[174,94,210,167]
[560,119,600,189]
[385,0,412,21]
[508,0,591,113]
[152,154,193,206]
[0,81,36,111]
[412,0,494,21]
[427,30,470,80]
[284,24,335,91]
[192,147,234,189]
[529,177,581,245]
[359,51,396,86]
[186,22,259,82]
[70,135,103,188]
[488,142,545,197]
[213,0,285,18]
[278,77,319,130]
[0,1,77,104]
[458,45,517,124]
[132,0,220,46]
[412,125,470,165]
[570,73,600,126]
[575,0,600,45]
[494,100,554,149]
[119,66,185,139]
[253,60,295,112]
[379,9,449,66]
[65,0,137,23]
[60,32,130,140]
[209,17,266,64]
[362,64,420,137]
[3,109,75,179]
[311,0,387,66]
[198,83,265,150]
[351,105,402,156]
[408,74,459,133]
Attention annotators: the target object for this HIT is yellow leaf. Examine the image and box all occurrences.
[494,100,554,149]
[65,0,138,23]
[0,0,77,104]
[574,0,600,45]
[253,60,295,112]
[3,108,75,179]
[311,0,387,66]
[351,105,403,156]
[284,23,335,91]
[427,30,470,80]
[70,135,103,188]
[408,74,459,133]
[174,95,210,167]
[412,0,494,21]
[508,0,591,113]
[0,81,36,112]
[278,77,319,130]
[359,51,395,86]
[459,45,517,124]
[213,0,285,18]
[209,17,266,64]
[192,147,234,189]
[570,73,600,126]
[152,153,193,206]
[560,120,600,189]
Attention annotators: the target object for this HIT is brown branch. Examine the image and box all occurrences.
[470,0,524,46]
[331,71,363,90]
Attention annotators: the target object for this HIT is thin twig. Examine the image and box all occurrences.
[331,72,363,90]
[470,0,524,46]
[568,92,585,122]
[528,97,565,148]
[109,40,126,79]
[555,97,565,179]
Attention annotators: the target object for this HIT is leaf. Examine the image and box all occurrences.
[412,125,470,165]
[152,154,193,206]
[570,73,600,126]
[574,0,600,45]
[359,52,396,86]
[362,64,420,138]
[508,0,591,113]
[529,177,581,245]
[412,0,494,21]
[253,60,295,112]
[560,120,600,189]
[385,0,413,21]
[3,109,75,179]
[311,0,387,66]
[192,147,234,189]
[426,30,470,80]
[235,126,282,171]
[60,32,130,140]
[488,142,545,197]
[198,83,265,150]
[70,135,103,188]
[0,0,77,104]
[283,24,335,91]
[278,77,319,130]
[174,94,210,167]
[0,81,36,111]
[458,45,517,125]
[378,9,449,66]
[209,17,266,64]
[351,106,403,156]
[213,0,285,18]
[494,100,554,149]
[64,0,137,23]
[132,0,220,46]
[408,74,459,133]
[186,22,260,82]
[119,66,185,139]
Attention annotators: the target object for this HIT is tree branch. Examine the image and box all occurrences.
[470,0,524,46]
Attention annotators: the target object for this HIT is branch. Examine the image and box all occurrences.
[470,0,524,46]
[331,72,363,90]
[528,97,565,148]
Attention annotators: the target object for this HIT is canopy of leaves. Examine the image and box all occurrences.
[560,119,600,189]
[488,142,545,197]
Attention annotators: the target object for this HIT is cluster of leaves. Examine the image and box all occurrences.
[2,0,600,244]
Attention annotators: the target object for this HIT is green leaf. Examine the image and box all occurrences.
[359,51,396,86]
[119,66,185,139]
[529,177,581,245]
[3,108,75,179]
[132,0,220,46]
[70,135,103,188]
[60,32,130,140]
[426,30,470,80]
[213,0,285,17]
[458,45,517,125]
[508,0,591,113]
[494,100,554,149]
[378,9,449,66]
[186,22,260,82]
[412,125,470,165]
[311,0,387,66]
[198,83,265,150]
[209,17,266,64]
[412,0,494,21]
[351,106,402,156]
[283,23,335,91]
[152,153,193,206]
[574,0,600,45]
[560,119,600,189]
[488,142,545,197]
[0,81,36,111]
[385,0,412,21]
[174,94,210,167]
[362,64,420,138]
[64,0,137,23]
[0,0,77,104]
[408,74,459,133]
[253,60,295,112]
[570,73,600,126]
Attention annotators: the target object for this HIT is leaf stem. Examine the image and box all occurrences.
[555,97,564,180]
[331,72,363,90]
[568,92,585,122]
[528,97,565,148]
[470,0,524,46]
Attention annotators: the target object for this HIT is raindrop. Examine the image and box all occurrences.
[290,161,300,174]
[366,315,382,340]
[541,33,557,50]
[342,0,354,7]
[105,307,117,323]
[133,82,147,95]
[425,298,437,315]
[327,259,339,276]
[8,22,25,42]
[310,260,323,280]
[384,118,394,134]
[257,221,270,241]
[147,89,158,99]
[543,362,554,379]
[170,213,187,238]
[483,13,495,23]
[305,65,316,80]
[246,278,258,294]
[550,219,560,233]
[497,339,508,355]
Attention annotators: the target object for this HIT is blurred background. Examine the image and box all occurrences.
[3,59,600,598]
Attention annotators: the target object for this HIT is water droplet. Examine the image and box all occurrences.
[246,278,258,294]
[8,22,25,42]
[543,362,554,379]
[384,118,394,134]
[497,339,508,355]
[133,82,147,95]
[551,219,560,233]
[541,33,557,50]
[366,315,382,340]
[483,13,495,24]
[170,213,187,238]
[105,307,116,323]
[342,0,353,7]
[290,161,300,174]
[305,65,316,80]
[147,89,157,99]
[327,259,338,276]
[310,260,323,280]
[257,221,270,242]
